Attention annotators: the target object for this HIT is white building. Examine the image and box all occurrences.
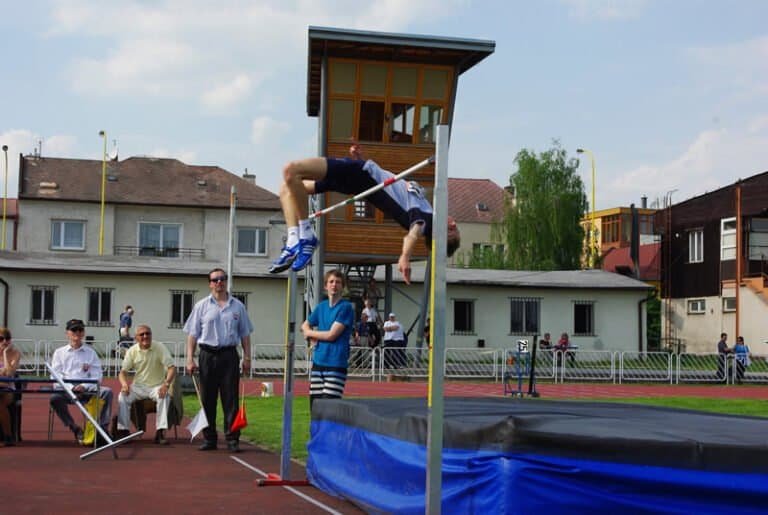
[0,154,651,355]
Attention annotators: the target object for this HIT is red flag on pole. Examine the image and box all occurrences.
[231,383,247,432]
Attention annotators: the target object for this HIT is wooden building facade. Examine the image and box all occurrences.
[306,26,495,265]
[657,171,768,351]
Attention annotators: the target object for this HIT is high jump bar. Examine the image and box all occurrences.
[308,156,435,220]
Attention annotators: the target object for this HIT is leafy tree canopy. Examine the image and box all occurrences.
[463,141,588,270]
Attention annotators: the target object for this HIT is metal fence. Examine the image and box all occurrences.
[11,340,768,386]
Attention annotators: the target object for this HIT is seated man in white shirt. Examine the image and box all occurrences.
[116,324,176,445]
[49,319,113,444]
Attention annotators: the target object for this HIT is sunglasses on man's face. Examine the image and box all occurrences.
[209,275,228,283]
[136,332,152,338]
[0,336,8,342]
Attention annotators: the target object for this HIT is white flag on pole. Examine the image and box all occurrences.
[186,409,209,441]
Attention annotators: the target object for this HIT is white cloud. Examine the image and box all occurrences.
[0,130,78,198]
[687,35,768,100]
[201,74,255,110]
[608,115,768,207]
[51,0,465,105]
[251,116,290,145]
[562,0,648,21]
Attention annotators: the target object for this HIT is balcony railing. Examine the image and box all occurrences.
[113,245,205,259]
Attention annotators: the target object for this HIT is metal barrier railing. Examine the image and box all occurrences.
[443,348,499,380]
[349,346,376,380]
[731,353,768,385]
[560,350,616,383]
[249,343,310,378]
[378,347,430,379]
[677,353,728,384]
[15,341,768,386]
[619,352,674,384]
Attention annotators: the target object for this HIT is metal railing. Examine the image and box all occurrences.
[12,341,768,386]
[113,245,205,259]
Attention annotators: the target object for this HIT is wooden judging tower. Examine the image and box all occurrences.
[306,27,495,267]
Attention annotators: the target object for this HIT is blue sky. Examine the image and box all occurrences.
[2,0,767,210]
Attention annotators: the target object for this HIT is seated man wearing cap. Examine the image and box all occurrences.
[49,319,114,444]
[383,313,407,369]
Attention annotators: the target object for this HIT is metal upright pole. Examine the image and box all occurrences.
[227,185,236,294]
[98,131,107,255]
[426,125,449,514]
[280,271,298,479]
[1,145,7,250]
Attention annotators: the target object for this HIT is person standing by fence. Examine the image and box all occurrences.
[733,336,751,384]
[716,332,732,382]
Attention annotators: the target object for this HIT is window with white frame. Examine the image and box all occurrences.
[509,297,540,334]
[721,218,736,260]
[453,299,475,335]
[722,297,736,312]
[236,227,267,256]
[573,301,595,336]
[687,299,706,314]
[87,288,113,326]
[170,290,195,328]
[51,220,85,250]
[139,223,181,256]
[688,229,703,263]
[30,286,56,325]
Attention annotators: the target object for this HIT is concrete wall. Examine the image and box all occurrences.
[2,271,293,348]
[17,200,114,254]
[664,287,767,353]
[377,282,647,352]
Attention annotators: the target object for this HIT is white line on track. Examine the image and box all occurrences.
[230,456,343,515]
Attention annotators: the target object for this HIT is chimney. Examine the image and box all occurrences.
[641,195,647,209]
[242,168,256,185]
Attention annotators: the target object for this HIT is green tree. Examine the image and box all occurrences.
[492,142,588,270]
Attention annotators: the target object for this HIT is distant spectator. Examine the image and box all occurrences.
[423,318,430,346]
[364,278,382,309]
[0,327,21,446]
[554,332,570,352]
[733,336,751,384]
[383,313,406,368]
[538,332,552,350]
[716,332,731,381]
[119,305,135,347]
[361,299,381,348]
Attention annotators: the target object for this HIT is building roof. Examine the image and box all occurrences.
[307,26,495,116]
[448,178,508,224]
[602,243,661,282]
[0,249,653,291]
[18,156,280,210]
[440,267,652,291]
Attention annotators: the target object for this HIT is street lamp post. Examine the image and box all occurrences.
[98,131,107,255]
[576,148,597,268]
[1,144,7,251]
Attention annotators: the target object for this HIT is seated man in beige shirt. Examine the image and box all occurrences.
[116,324,176,444]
